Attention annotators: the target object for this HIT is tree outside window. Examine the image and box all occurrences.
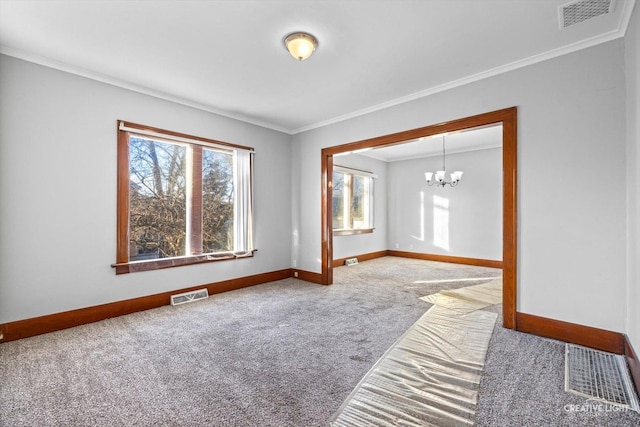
[114,121,253,274]
[332,168,374,235]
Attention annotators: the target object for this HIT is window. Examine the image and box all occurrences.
[114,121,254,274]
[332,166,375,235]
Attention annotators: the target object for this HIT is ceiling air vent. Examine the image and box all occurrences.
[559,0,615,29]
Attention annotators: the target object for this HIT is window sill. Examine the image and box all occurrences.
[333,228,374,236]
[111,250,256,275]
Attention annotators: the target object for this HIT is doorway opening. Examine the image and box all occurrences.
[320,107,517,329]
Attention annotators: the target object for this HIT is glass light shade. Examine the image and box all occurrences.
[436,171,446,181]
[424,172,433,182]
[284,33,318,61]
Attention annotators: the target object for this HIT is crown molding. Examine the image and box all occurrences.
[292,0,636,134]
[1,0,634,137]
[0,46,292,135]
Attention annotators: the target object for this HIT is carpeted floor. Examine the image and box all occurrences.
[1,256,638,426]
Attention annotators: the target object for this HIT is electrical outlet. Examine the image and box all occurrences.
[395,243,399,249]
[294,271,298,278]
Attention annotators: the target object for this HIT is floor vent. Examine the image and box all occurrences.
[345,258,358,266]
[170,289,209,306]
[565,344,640,412]
[559,0,615,29]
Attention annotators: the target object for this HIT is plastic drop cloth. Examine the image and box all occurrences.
[331,304,497,426]
[420,278,502,314]
[441,278,503,305]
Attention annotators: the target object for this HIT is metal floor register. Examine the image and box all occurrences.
[565,343,640,412]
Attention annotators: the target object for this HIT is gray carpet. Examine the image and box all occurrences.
[1,257,639,426]
[478,304,640,427]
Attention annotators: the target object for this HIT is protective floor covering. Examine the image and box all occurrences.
[330,305,497,426]
[419,279,502,315]
[420,293,492,315]
[565,344,640,412]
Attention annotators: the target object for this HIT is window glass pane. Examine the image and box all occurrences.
[202,148,234,253]
[332,172,345,229]
[333,169,373,232]
[351,175,367,228]
[129,137,186,260]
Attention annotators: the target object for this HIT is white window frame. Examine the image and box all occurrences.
[332,165,375,236]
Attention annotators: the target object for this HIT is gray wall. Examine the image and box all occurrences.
[333,146,502,262]
[625,3,640,353]
[387,147,502,260]
[292,40,628,333]
[0,55,292,324]
[1,17,637,348]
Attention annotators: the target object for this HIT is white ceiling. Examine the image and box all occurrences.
[353,124,503,162]
[0,0,635,134]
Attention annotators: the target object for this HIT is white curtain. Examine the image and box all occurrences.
[234,149,254,253]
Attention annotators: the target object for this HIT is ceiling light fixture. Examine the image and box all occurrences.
[425,134,463,187]
[284,32,318,61]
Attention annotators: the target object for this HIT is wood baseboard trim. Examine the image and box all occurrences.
[624,334,640,395]
[515,312,625,354]
[516,313,639,395]
[386,250,503,269]
[293,269,325,285]
[0,268,292,343]
[333,250,388,268]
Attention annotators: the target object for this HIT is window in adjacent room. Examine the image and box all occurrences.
[332,165,375,235]
[113,121,254,274]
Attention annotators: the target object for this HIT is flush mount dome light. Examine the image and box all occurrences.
[284,32,318,61]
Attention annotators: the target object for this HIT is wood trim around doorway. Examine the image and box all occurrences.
[320,107,518,329]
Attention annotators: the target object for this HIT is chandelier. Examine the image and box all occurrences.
[424,135,463,187]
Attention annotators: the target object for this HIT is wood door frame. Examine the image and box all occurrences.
[320,107,518,329]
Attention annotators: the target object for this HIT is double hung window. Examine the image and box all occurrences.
[114,121,254,274]
[332,166,375,235]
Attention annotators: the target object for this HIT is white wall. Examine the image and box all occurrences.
[292,40,627,332]
[625,3,640,352]
[388,148,502,260]
[0,55,292,324]
[332,153,387,260]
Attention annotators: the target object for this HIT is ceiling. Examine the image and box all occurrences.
[353,124,503,162]
[0,0,635,134]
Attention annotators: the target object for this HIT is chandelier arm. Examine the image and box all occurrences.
[425,134,462,188]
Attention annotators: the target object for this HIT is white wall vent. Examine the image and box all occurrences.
[170,288,209,306]
[559,0,615,29]
[345,257,359,266]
